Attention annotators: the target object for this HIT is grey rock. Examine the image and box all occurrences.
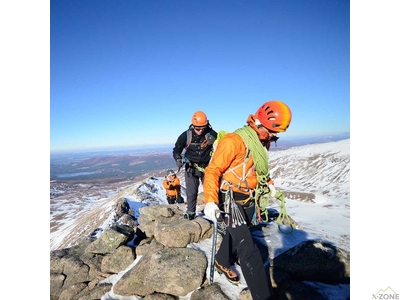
[113,247,208,297]
[50,200,350,300]
[101,245,136,274]
[190,283,230,300]
[271,240,350,284]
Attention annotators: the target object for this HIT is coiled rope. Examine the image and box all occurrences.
[235,126,293,233]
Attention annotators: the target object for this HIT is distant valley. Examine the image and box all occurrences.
[50,151,176,182]
[50,133,349,183]
[50,133,350,208]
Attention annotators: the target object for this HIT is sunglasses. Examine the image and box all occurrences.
[269,136,279,142]
[194,126,207,130]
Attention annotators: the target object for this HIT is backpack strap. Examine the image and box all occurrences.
[185,129,192,151]
[185,128,213,151]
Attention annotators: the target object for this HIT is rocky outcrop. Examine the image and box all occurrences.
[50,200,350,300]
[114,247,208,297]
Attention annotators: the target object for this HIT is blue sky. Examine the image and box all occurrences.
[50,0,350,152]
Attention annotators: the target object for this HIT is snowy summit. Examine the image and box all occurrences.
[50,139,350,299]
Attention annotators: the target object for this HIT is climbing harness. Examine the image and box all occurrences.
[216,126,293,232]
[193,163,205,173]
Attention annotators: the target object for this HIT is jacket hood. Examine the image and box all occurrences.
[246,114,270,142]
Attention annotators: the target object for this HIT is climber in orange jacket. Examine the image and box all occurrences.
[203,100,292,300]
[163,169,184,204]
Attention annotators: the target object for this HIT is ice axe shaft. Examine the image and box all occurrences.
[209,219,218,284]
[209,210,220,284]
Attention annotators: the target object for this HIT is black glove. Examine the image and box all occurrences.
[168,184,174,190]
[176,158,183,168]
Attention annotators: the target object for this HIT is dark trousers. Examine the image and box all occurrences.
[167,195,184,204]
[184,166,204,213]
[166,196,176,204]
[215,199,271,300]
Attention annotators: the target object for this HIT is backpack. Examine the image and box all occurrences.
[184,128,215,151]
[180,129,217,171]
[210,130,228,157]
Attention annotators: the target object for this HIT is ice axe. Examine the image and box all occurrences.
[209,209,224,284]
[209,218,218,284]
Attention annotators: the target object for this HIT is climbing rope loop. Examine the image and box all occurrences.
[274,190,293,234]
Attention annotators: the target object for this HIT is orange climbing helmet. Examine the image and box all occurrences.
[255,100,292,132]
[191,111,208,126]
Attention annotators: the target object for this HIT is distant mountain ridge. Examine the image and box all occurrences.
[50,138,350,252]
[269,138,350,199]
[50,132,349,156]
[50,134,349,181]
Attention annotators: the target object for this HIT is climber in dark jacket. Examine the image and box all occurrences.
[172,110,217,220]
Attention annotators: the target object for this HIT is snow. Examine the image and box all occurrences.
[99,190,350,300]
[48,139,359,299]
[96,143,351,300]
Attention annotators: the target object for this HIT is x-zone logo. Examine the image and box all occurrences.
[372,286,398,299]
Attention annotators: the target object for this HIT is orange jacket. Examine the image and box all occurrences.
[163,176,181,197]
[203,132,273,205]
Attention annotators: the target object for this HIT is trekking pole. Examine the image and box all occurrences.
[209,211,219,284]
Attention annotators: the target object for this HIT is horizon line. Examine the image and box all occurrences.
[50,133,350,155]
